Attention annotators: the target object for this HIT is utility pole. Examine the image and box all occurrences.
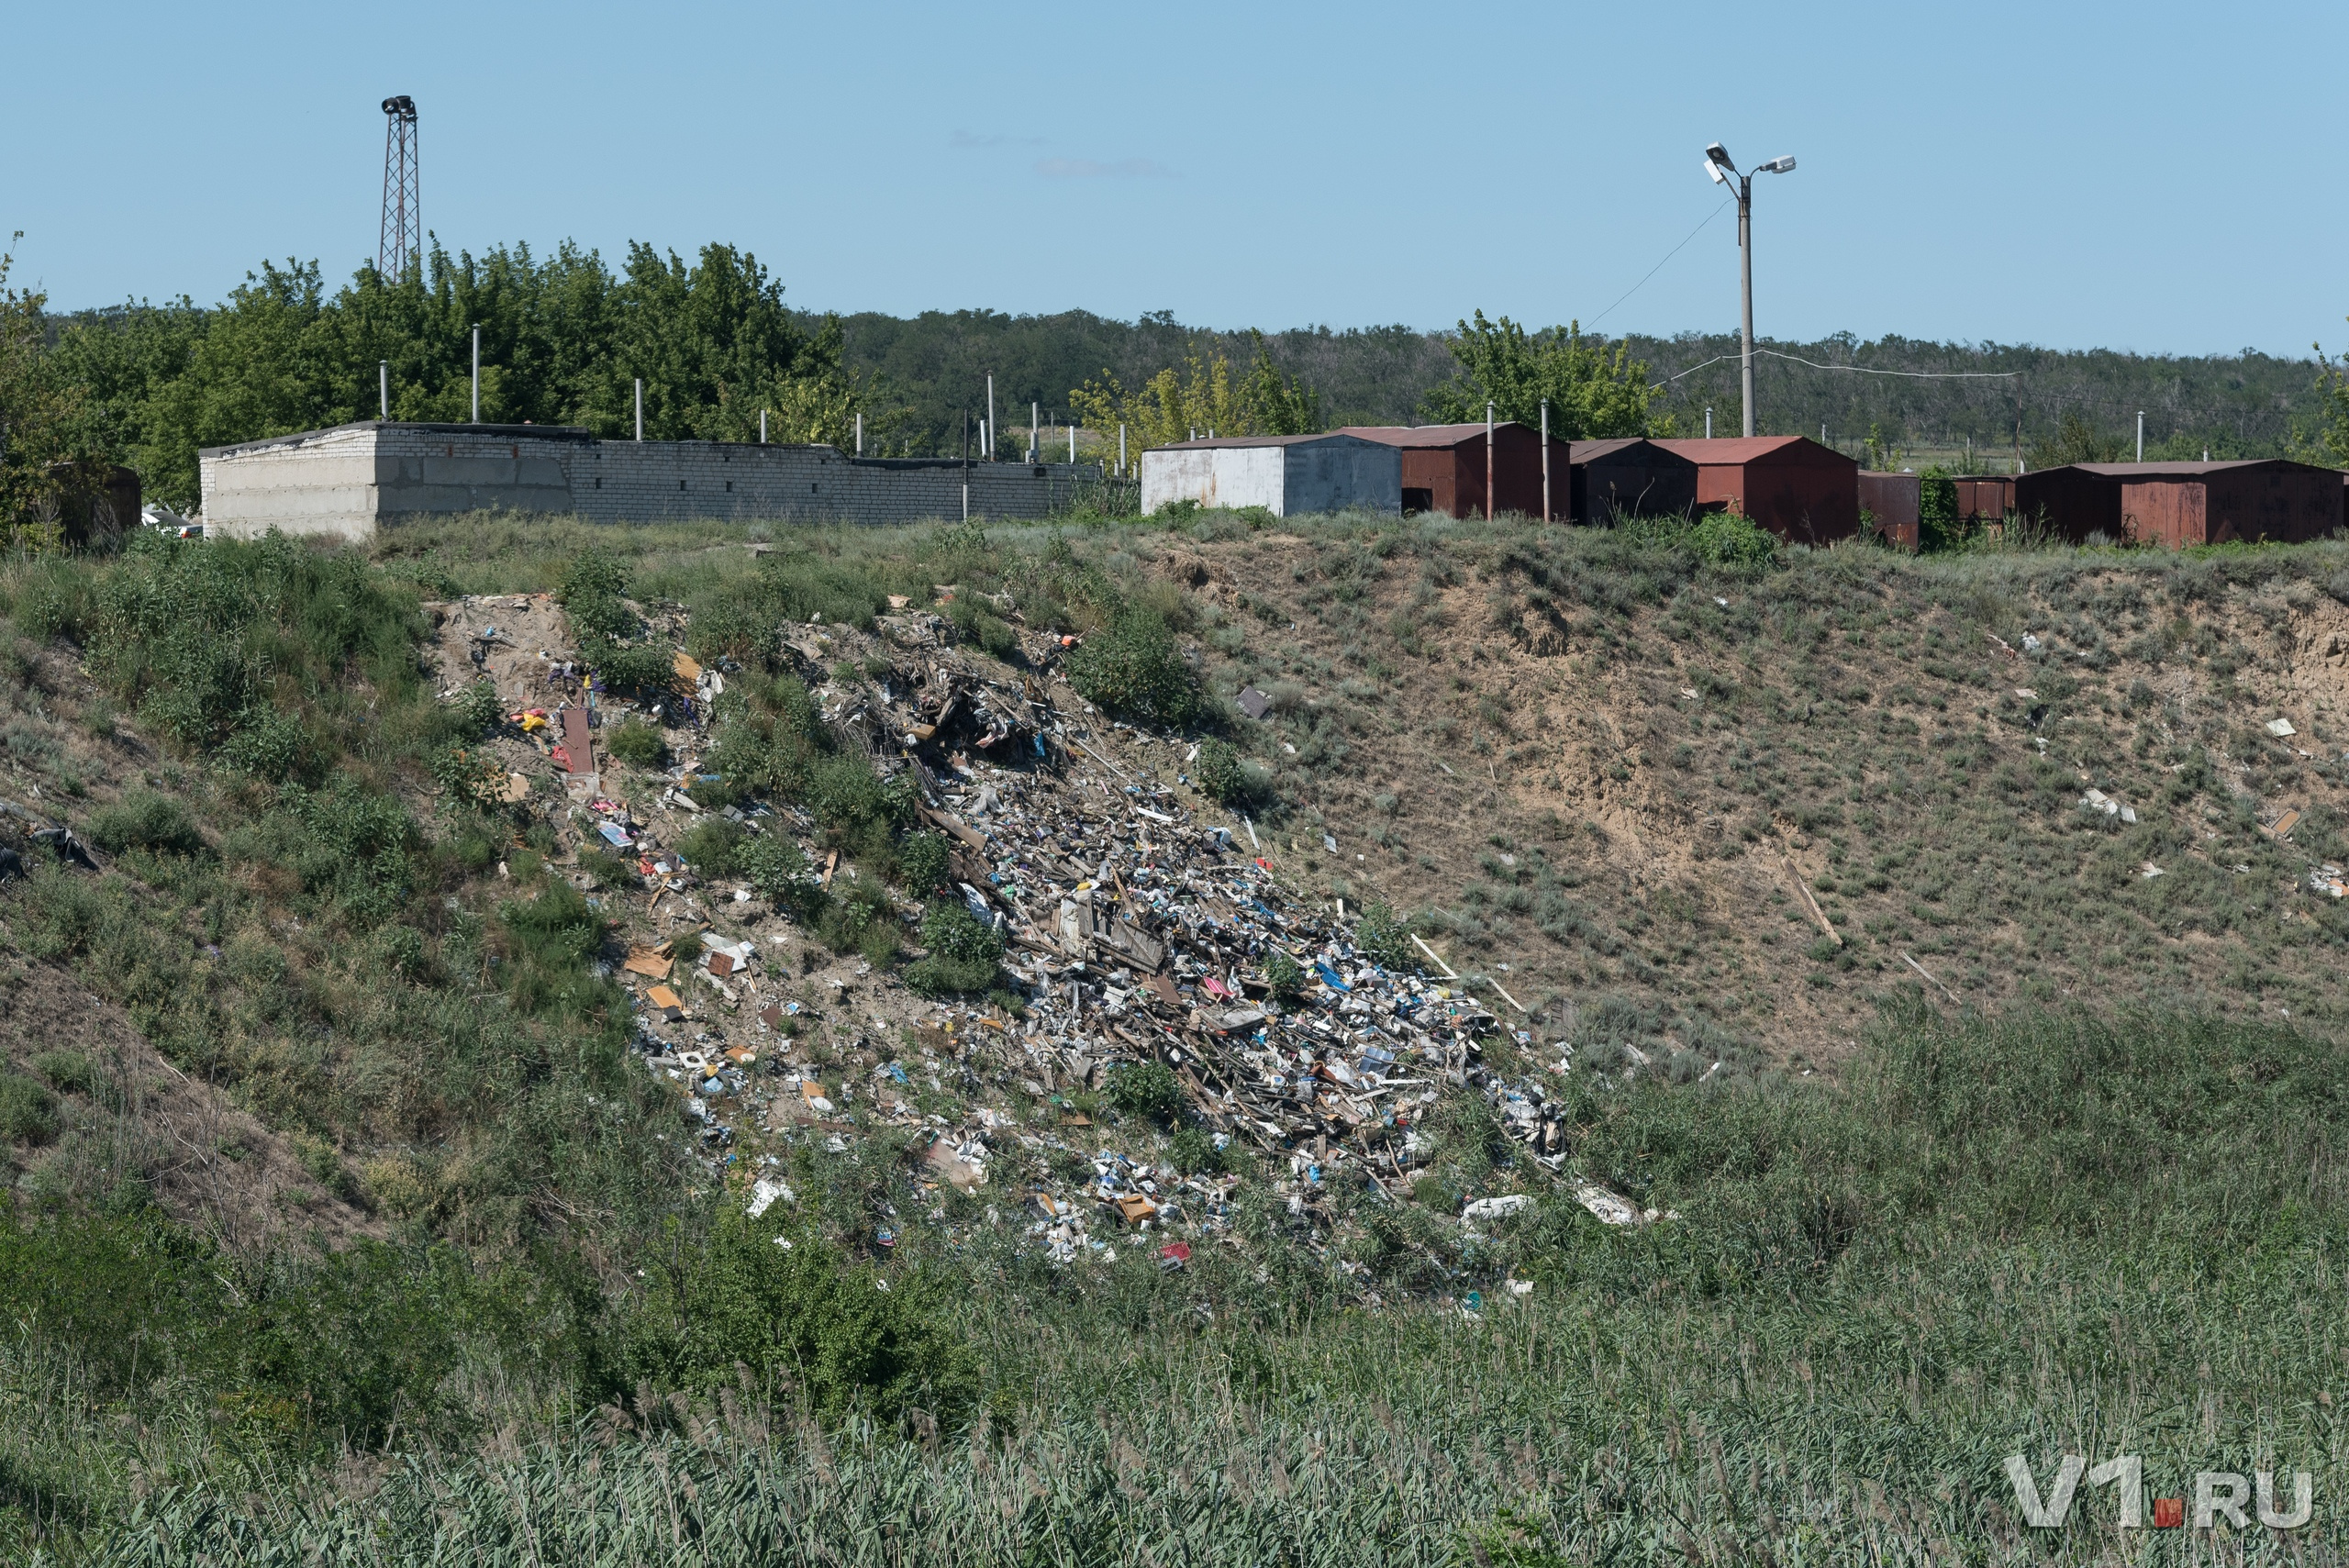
[634,379,643,441]
[1119,424,1126,478]
[379,361,390,421]
[470,324,480,423]
[1703,144,1794,439]
[1030,400,1039,462]
[2136,411,2144,462]
[1705,407,1713,439]
[986,374,996,462]
[1486,401,1496,521]
[963,409,972,520]
[1540,398,1551,522]
[855,412,863,455]
[759,408,767,444]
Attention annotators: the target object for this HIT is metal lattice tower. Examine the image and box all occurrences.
[378,95,419,279]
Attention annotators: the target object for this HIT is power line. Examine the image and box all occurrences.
[1586,200,1732,330]
[1754,349,2018,379]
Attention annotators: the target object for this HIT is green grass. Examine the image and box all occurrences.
[1,1003,2341,1561]
[7,513,2349,1559]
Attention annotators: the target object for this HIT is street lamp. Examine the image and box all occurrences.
[1702,143,1796,439]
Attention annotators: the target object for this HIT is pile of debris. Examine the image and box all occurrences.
[427,592,1659,1290]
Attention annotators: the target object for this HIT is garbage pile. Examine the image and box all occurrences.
[426,591,1660,1289]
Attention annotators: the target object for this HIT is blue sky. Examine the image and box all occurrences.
[10,0,2345,357]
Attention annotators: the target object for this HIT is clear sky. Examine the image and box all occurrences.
[9,0,2344,358]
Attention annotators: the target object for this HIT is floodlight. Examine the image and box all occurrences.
[1704,159,1727,184]
[1705,142,1733,171]
[1756,155,1797,173]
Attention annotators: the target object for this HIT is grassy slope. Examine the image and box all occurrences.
[0,513,2345,1562]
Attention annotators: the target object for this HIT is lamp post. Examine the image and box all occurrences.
[1702,143,1796,439]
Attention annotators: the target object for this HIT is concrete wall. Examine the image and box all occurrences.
[1141,446,1286,515]
[200,422,1094,541]
[1140,437,1400,517]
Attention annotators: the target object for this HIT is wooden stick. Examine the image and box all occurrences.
[1901,951,1958,1004]
[1782,857,1842,946]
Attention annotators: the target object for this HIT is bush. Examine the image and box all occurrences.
[1354,901,1416,972]
[905,901,1002,996]
[0,1073,59,1144]
[605,718,666,766]
[621,1218,976,1427]
[88,788,206,856]
[740,833,826,919]
[1105,1061,1184,1125]
[455,678,505,740]
[896,830,951,895]
[818,880,901,965]
[1167,1124,1227,1175]
[674,817,747,878]
[947,595,1019,661]
[1193,737,1254,806]
[1067,609,1198,728]
[1263,949,1305,1005]
[1689,510,1777,570]
[31,1051,95,1095]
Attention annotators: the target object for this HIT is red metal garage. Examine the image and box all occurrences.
[1656,436,1859,545]
[2018,461,2343,546]
[1339,423,1570,519]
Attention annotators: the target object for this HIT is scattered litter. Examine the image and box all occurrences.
[2267,717,2298,738]
[1462,1195,1532,1221]
[2079,788,2137,825]
[2014,688,2038,701]
[2140,862,2165,879]
[746,1178,795,1218]
[1236,686,1272,720]
[2309,864,2347,898]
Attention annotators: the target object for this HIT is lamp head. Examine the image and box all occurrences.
[1755,154,1797,174]
[1704,142,1734,172]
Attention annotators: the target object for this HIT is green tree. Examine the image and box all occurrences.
[0,238,99,544]
[1421,311,1664,439]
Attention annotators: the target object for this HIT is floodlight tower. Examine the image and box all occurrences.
[1701,142,1795,439]
[379,96,420,280]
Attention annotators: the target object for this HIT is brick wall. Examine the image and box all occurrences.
[202,423,1096,539]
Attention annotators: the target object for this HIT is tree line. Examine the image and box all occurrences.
[5,229,2344,532]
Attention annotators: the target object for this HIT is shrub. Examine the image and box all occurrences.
[494,879,611,1018]
[947,595,1019,661]
[0,1074,59,1144]
[559,548,629,609]
[1689,510,1777,570]
[674,817,747,878]
[31,1051,95,1095]
[455,678,505,740]
[740,833,826,919]
[1193,737,1253,805]
[1068,609,1198,728]
[605,718,666,766]
[620,1218,976,1427]
[432,745,508,810]
[1105,1061,1184,1125]
[896,830,951,895]
[1263,949,1305,1005]
[88,788,206,856]
[1167,1124,1227,1175]
[818,880,901,965]
[905,901,1002,996]
[1354,901,1416,971]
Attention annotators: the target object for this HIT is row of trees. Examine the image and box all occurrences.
[1066,311,1668,458]
[21,239,864,512]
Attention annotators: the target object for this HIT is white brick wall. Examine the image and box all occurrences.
[201,423,1096,539]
